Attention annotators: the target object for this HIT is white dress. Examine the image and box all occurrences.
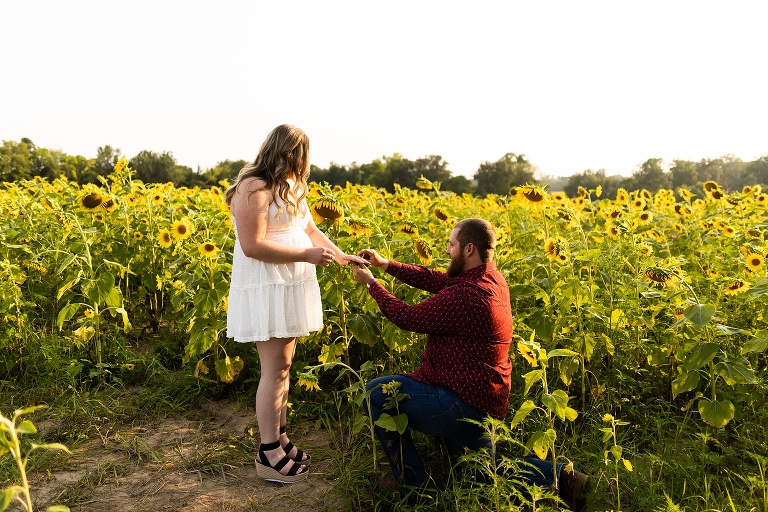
[226,193,324,342]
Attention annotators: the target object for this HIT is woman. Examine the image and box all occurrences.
[225,124,366,483]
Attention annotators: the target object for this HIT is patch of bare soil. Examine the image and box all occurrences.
[24,399,337,512]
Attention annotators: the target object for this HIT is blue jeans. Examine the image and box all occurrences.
[366,375,563,487]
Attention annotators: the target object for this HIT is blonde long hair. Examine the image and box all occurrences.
[224,124,310,217]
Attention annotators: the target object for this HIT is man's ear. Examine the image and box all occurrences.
[464,242,475,257]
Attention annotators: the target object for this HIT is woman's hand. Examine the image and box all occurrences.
[304,247,336,267]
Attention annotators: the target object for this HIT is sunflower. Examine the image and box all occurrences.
[722,224,736,237]
[172,218,194,240]
[544,237,566,260]
[673,223,683,233]
[416,176,433,190]
[637,211,652,224]
[746,253,764,271]
[595,185,603,198]
[606,208,623,220]
[518,184,549,209]
[398,222,419,237]
[125,193,141,206]
[551,192,567,203]
[674,307,685,320]
[84,308,95,319]
[577,186,587,198]
[79,191,104,211]
[101,198,117,212]
[746,228,762,239]
[636,243,653,258]
[606,224,620,239]
[710,189,725,201]
[158,229,173,248]
[414,239,432,264]
[674,204,692,217]
[677,188,694,201]
[297,374,321,392]
[432,207,450,223]
[616,188,629,205]
[93,213,105,222]
[555,208,573,222]
[631,198,646,210]
[151,191,164,205]
[311,197,344,221]
[508,187,520,201]
[133,231,143,240]
[393,197,408,207]
[642,267,675,287]
[198,241,219,257]
[724,280,750,295]
[557,253,569,264]
[347,218,373,236]
[114,157,128,173]
[756,193,768,206]
[703,181,720,193]
[517,342,538,367]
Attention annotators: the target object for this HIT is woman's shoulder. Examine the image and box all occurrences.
[239,176,269,193]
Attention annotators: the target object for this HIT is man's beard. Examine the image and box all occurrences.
[446,251,466,278]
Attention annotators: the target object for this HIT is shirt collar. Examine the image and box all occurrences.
[453,262,496,280]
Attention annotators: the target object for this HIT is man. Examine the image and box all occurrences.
[351,218,589,511]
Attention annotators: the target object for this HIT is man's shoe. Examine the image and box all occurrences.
[558,466,590,512]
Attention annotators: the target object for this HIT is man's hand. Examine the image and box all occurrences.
[351,262,375,285]
[358,249,389,270]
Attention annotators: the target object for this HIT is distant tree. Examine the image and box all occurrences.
[670,160,698,191]
[745,155,768,187]
[130,150,184,184]
[0,140,33,182]
[201,159,247,187]
[79,145,122,184]
[473,153,536,196]
[443,174,476,195]
[309,163,353,187]
[563,169,606,197]
[628,158,671,192]
[540,174,569,193]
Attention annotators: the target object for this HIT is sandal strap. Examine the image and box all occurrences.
[283,441,307,462]
[258,442,305,477]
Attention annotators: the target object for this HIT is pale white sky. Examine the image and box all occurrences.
[1,1,766,178]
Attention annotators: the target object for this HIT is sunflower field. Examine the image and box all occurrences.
[2,159,768,510]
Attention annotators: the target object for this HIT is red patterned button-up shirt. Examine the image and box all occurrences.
[367,260,513,419]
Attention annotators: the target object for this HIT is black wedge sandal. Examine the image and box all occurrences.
[280,426,311,464]
[255,440,309,484]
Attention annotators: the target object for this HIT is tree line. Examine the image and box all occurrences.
[2,138,766,196]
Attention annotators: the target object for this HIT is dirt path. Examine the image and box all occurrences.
[24,399,336,512]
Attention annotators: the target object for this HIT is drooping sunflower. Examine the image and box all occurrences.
[710,189,725,201]
[674,204,692,217]
[416,176,433,190]
[297,373,321,392]
[642,267,675,287]
[414,238,432,264]
[677,188,694,201]
[172,218,194,240]
[101,198,117,212]
[347,218,373,236]
[703,181,720,193]
[398,222,419,237]
[746,228,762,239]
[519,184,549,209]
[198,241,219,258]
[158,229,173,248]
[746,253,764,271]
[79,191,105,211]
[724,280,750,295]
[577,186,587,198]
[310,196,344,222]
[432,207,451,223]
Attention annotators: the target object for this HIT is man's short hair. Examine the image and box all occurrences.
[454,218,496,262]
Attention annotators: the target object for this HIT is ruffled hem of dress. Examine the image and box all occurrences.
[227,326,323,343]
